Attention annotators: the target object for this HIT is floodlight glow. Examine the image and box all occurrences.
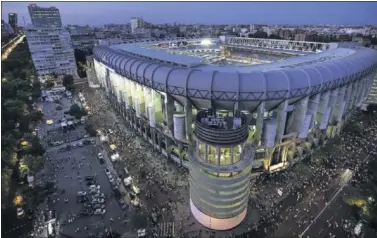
[201,39,212,46]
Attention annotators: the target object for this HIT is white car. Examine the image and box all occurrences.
[97,153,103,159]
[132,185,140,195]
[92,193,105,200]
[89,185,100,190]
[123,177,132,187]
[89,189,99,195]
[94,209,106,215]
[92,198,105,204]
[109,177,114,183]
[108,129,114,134]
[105,168,111,176]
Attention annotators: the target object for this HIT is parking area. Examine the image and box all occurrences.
[34,91,130,237]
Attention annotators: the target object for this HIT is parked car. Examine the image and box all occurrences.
[83,203,92,208]
[105,168,111,176]
[77,191,87,197]
[93,204,105,209]
[84,176,95,181]
[80,209,93,216]
[93,209,106,215]
[86,180,96,186]
[92,193,105,199]
[97,153,103,159]
[56,106,62,110]
[132,185,140,195]
[89,190,99,195]
[92,198,105,204]
[89,185,100,190]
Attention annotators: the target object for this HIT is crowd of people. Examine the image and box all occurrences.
[82,85,377,237]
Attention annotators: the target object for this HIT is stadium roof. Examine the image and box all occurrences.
[112,44,204,67]
[95,38,377,103]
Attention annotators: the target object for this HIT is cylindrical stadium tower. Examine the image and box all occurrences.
[189,110,253,230]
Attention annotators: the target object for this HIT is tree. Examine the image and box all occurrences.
[23,154,45,174]
[1,167,13,194]
[62,74,74,90]
[69,103,87,119]
[44,79,55,89]
[85,123,97,137]
[31,81,41,100]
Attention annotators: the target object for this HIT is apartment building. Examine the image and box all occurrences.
[25,4,78,82]
[68,25,98,53]
[25,27,78,82]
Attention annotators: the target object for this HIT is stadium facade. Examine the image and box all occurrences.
[92,36,377,230]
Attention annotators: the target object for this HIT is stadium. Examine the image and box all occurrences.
[92,36,377,230]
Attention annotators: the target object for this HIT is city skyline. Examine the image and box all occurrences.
[2,1,377,26]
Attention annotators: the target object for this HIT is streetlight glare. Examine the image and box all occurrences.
[200,39,212,45]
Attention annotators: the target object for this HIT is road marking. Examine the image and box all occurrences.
[299,152,374,238]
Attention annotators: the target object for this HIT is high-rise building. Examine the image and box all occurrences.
[67,25,98,53]
[8,13,17,31]
[1,20,14,38]
[25,27,78,82]
[294,33,307,42]
[25,4,77,82]
[28,4,62,28]
[130,17,144,34]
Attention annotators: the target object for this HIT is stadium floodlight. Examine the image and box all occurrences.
[200,39,212,46]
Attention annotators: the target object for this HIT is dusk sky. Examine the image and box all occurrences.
[2,1,377,26]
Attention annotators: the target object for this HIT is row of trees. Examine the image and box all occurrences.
[1,38,45,196]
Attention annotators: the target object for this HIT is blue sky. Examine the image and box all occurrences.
[2,1,377,26]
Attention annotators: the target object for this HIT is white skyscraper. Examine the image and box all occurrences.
[130,17,144,34]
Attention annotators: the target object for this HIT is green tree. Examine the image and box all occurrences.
[85,123,97,137]
[23,154,45,174]
[69,103,86,119]
[62,74,75,90]
[44,79,55,89]
[1,167,13,194]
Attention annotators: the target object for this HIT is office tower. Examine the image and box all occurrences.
[25,4,77,82]
[8,13,17,31]
[1,20,14,38]
[130,17,144,34]
[28,4,62,28]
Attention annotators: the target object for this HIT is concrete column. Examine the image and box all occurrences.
[204,145,208,162]
[143,87,152,119]
[165,94,175,135]
[254,102,265,145]
[185,98,193,142]
[307,94,320,129]
[217,148,221,165]
[178,143,183,166]
[327,88,338,123]
[348,81,358,110]
[333,86,346,122]
[287,96,309,134]
[153,91,164,124]
[315,91,330,129]
[165,136,172,158]
[175,102,184,113]
[275,100,288,144]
